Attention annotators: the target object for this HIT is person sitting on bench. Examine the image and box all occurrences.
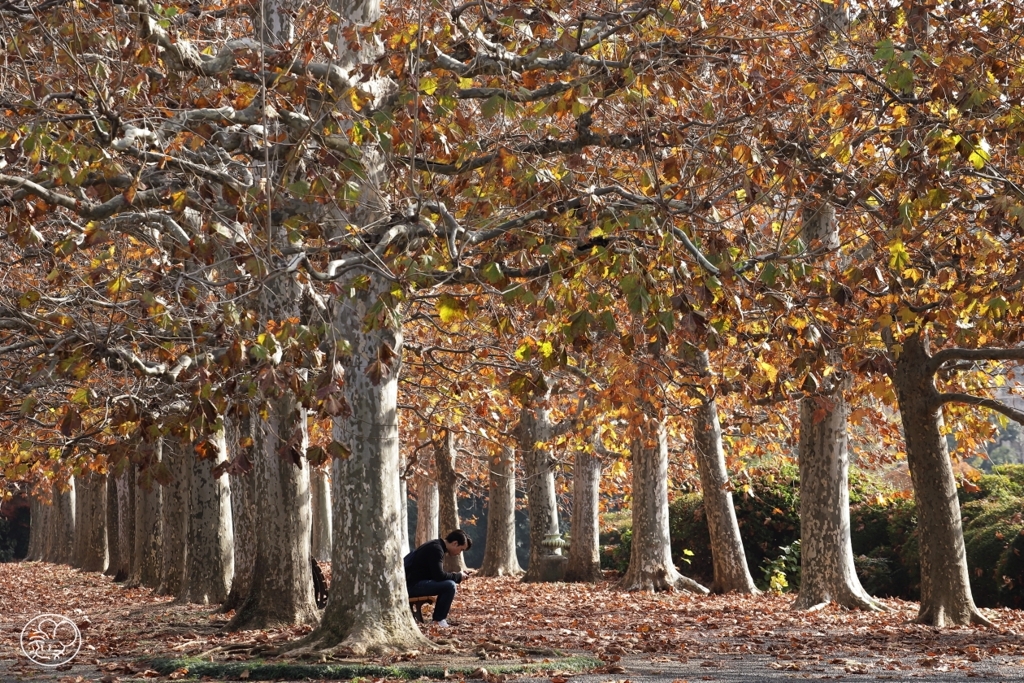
[404,529,475,628]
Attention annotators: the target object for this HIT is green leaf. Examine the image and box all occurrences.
[888,240,910,271]
[19,290,39,309]
[481,262,504,284]
[985,296,1009,318]
[482,95,504,119]
[436,294,464,323]
[873,39,895,61]
[419,77,438,95]
[969,139,991,170]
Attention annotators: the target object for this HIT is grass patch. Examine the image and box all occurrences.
[147,654,602,680]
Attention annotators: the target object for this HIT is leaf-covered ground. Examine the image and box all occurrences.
[2,562,1024,681]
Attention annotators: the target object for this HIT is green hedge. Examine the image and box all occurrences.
[601,463,1024,607]
[668,466,801,590]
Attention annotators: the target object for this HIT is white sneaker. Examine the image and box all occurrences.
[432,619,450,628]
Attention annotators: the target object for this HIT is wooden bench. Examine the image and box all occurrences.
[409,596,435,623]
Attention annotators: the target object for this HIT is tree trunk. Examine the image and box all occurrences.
[299,271,429,654]
[311,468,333,563]
[104,470,120,576]
[72,471,107,572]
[565,444,602,583]
[479,447,523,576]
[894,333,989,626]
[293,0,428,654]
[691,351,758,594]
[794,172,878,607]
[229,392,317,629]
[115,464,136,582]
[620,415,708,594]
[399,463,411,557]
[180,428,234,605]
[223,410,257,613]
[435,428,465,572]
[26,494,47,562]
[520,400,562,583]
[130,444,164,589]
[159,438,189,597]
[50,479,75,565]
[795,384,883,610]
[412,465,438,549]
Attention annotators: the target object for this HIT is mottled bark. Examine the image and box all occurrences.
[412,465,439,549]
[115,465,136,582]
[794,176,877,608]
[620,415,708,594]
[104,470,120,576]
[223,411,257,613]
[180,428,234,605]
[894,334,988,626]
[229,394,317,629]
[479,447,523,577]
[796,385,883,611]
[293,0,426,654]
[299,271,428,654]
[130,445,164,589]
[691,351,758,594]
[159,439,189,597]
[228,64,317,623]
[72,471,107,572]
[520,400,561,582]
[311,468,333,563]
[565,445,602,583]
[49,479,75,565]
[435,429,465,573]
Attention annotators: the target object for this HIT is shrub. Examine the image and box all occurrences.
[761,539,801,593]
[0,517,17,563]
[996,525,1024,608]
[993,464,1024,489]
[850,496,918,599]
[669,493,714,584]
[599,513,632,572]
[962,496,1024,607]
[601,464,1024,607]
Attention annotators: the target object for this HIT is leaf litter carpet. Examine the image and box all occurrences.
[2,562,1024,681]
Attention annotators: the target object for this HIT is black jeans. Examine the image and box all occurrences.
[408,579,457,622]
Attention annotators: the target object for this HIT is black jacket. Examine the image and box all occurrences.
[403,539,463,587]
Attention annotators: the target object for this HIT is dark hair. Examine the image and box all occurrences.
[445,529,472,549]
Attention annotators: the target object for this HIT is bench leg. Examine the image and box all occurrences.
[411,602,424,623]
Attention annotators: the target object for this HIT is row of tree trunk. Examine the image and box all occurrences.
[23,429,336,621]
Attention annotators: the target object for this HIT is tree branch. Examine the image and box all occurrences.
[939,393,1024,425]
[928,347,1024,374]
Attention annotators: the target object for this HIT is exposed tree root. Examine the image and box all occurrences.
[970,610,994,627]
[676,574,710,595]
[915,604,993,628]
[286,619,431,657]
[794,590,889,613]
[619,567,709,594]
